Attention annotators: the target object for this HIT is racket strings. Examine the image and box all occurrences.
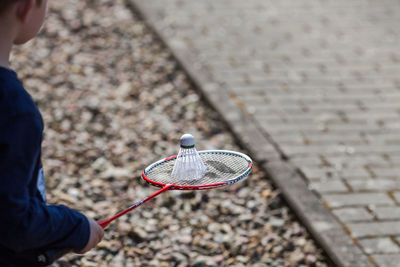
[145,151,251,186]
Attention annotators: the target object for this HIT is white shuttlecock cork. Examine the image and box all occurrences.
[171,134,206,181]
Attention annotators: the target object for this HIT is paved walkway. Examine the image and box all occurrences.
[129,0,400,266]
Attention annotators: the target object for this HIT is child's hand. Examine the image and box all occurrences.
[76,217,104,254]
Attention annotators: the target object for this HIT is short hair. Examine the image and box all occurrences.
[0,0,42,14]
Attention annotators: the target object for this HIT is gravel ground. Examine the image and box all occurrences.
[12,0,331,266]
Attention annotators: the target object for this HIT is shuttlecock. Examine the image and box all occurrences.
[171,134,206,181]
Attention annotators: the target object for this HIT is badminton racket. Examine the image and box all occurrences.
[35,150,252,265]
[98,149,253,227]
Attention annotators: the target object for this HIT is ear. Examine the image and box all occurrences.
[16,0,35,23]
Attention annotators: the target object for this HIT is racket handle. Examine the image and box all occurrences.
[98,218,111,228]
[97,184,173,228]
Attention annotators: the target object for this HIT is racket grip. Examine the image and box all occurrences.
[97,218,111,228]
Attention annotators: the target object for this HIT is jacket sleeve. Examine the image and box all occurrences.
[0,114,90,253]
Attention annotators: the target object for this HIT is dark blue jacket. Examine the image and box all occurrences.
[0,67,90,266]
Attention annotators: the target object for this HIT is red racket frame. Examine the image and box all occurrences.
[98,151,253,228]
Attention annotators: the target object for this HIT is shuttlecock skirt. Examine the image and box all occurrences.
[171,147,207,181]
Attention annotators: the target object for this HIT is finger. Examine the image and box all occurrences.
[99,231,104,240]
[96,232,103,244]
[97,228,104,239]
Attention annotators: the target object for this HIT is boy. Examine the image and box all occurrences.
[0,0,104,265]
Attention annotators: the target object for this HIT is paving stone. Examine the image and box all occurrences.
[347,179,400,191]
[300,166,370,181]
[347,221,400,238]
[373,207,400,220]
[323,193,394,208]
[370,167,400,179]
[289,156,324,168]
[372,255,400,267]
[324,155,389,169]
[359,237,400,254]
[309,180,348,193]
[332,207,373,223]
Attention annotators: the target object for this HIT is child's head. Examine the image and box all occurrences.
[0,0,47,44]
